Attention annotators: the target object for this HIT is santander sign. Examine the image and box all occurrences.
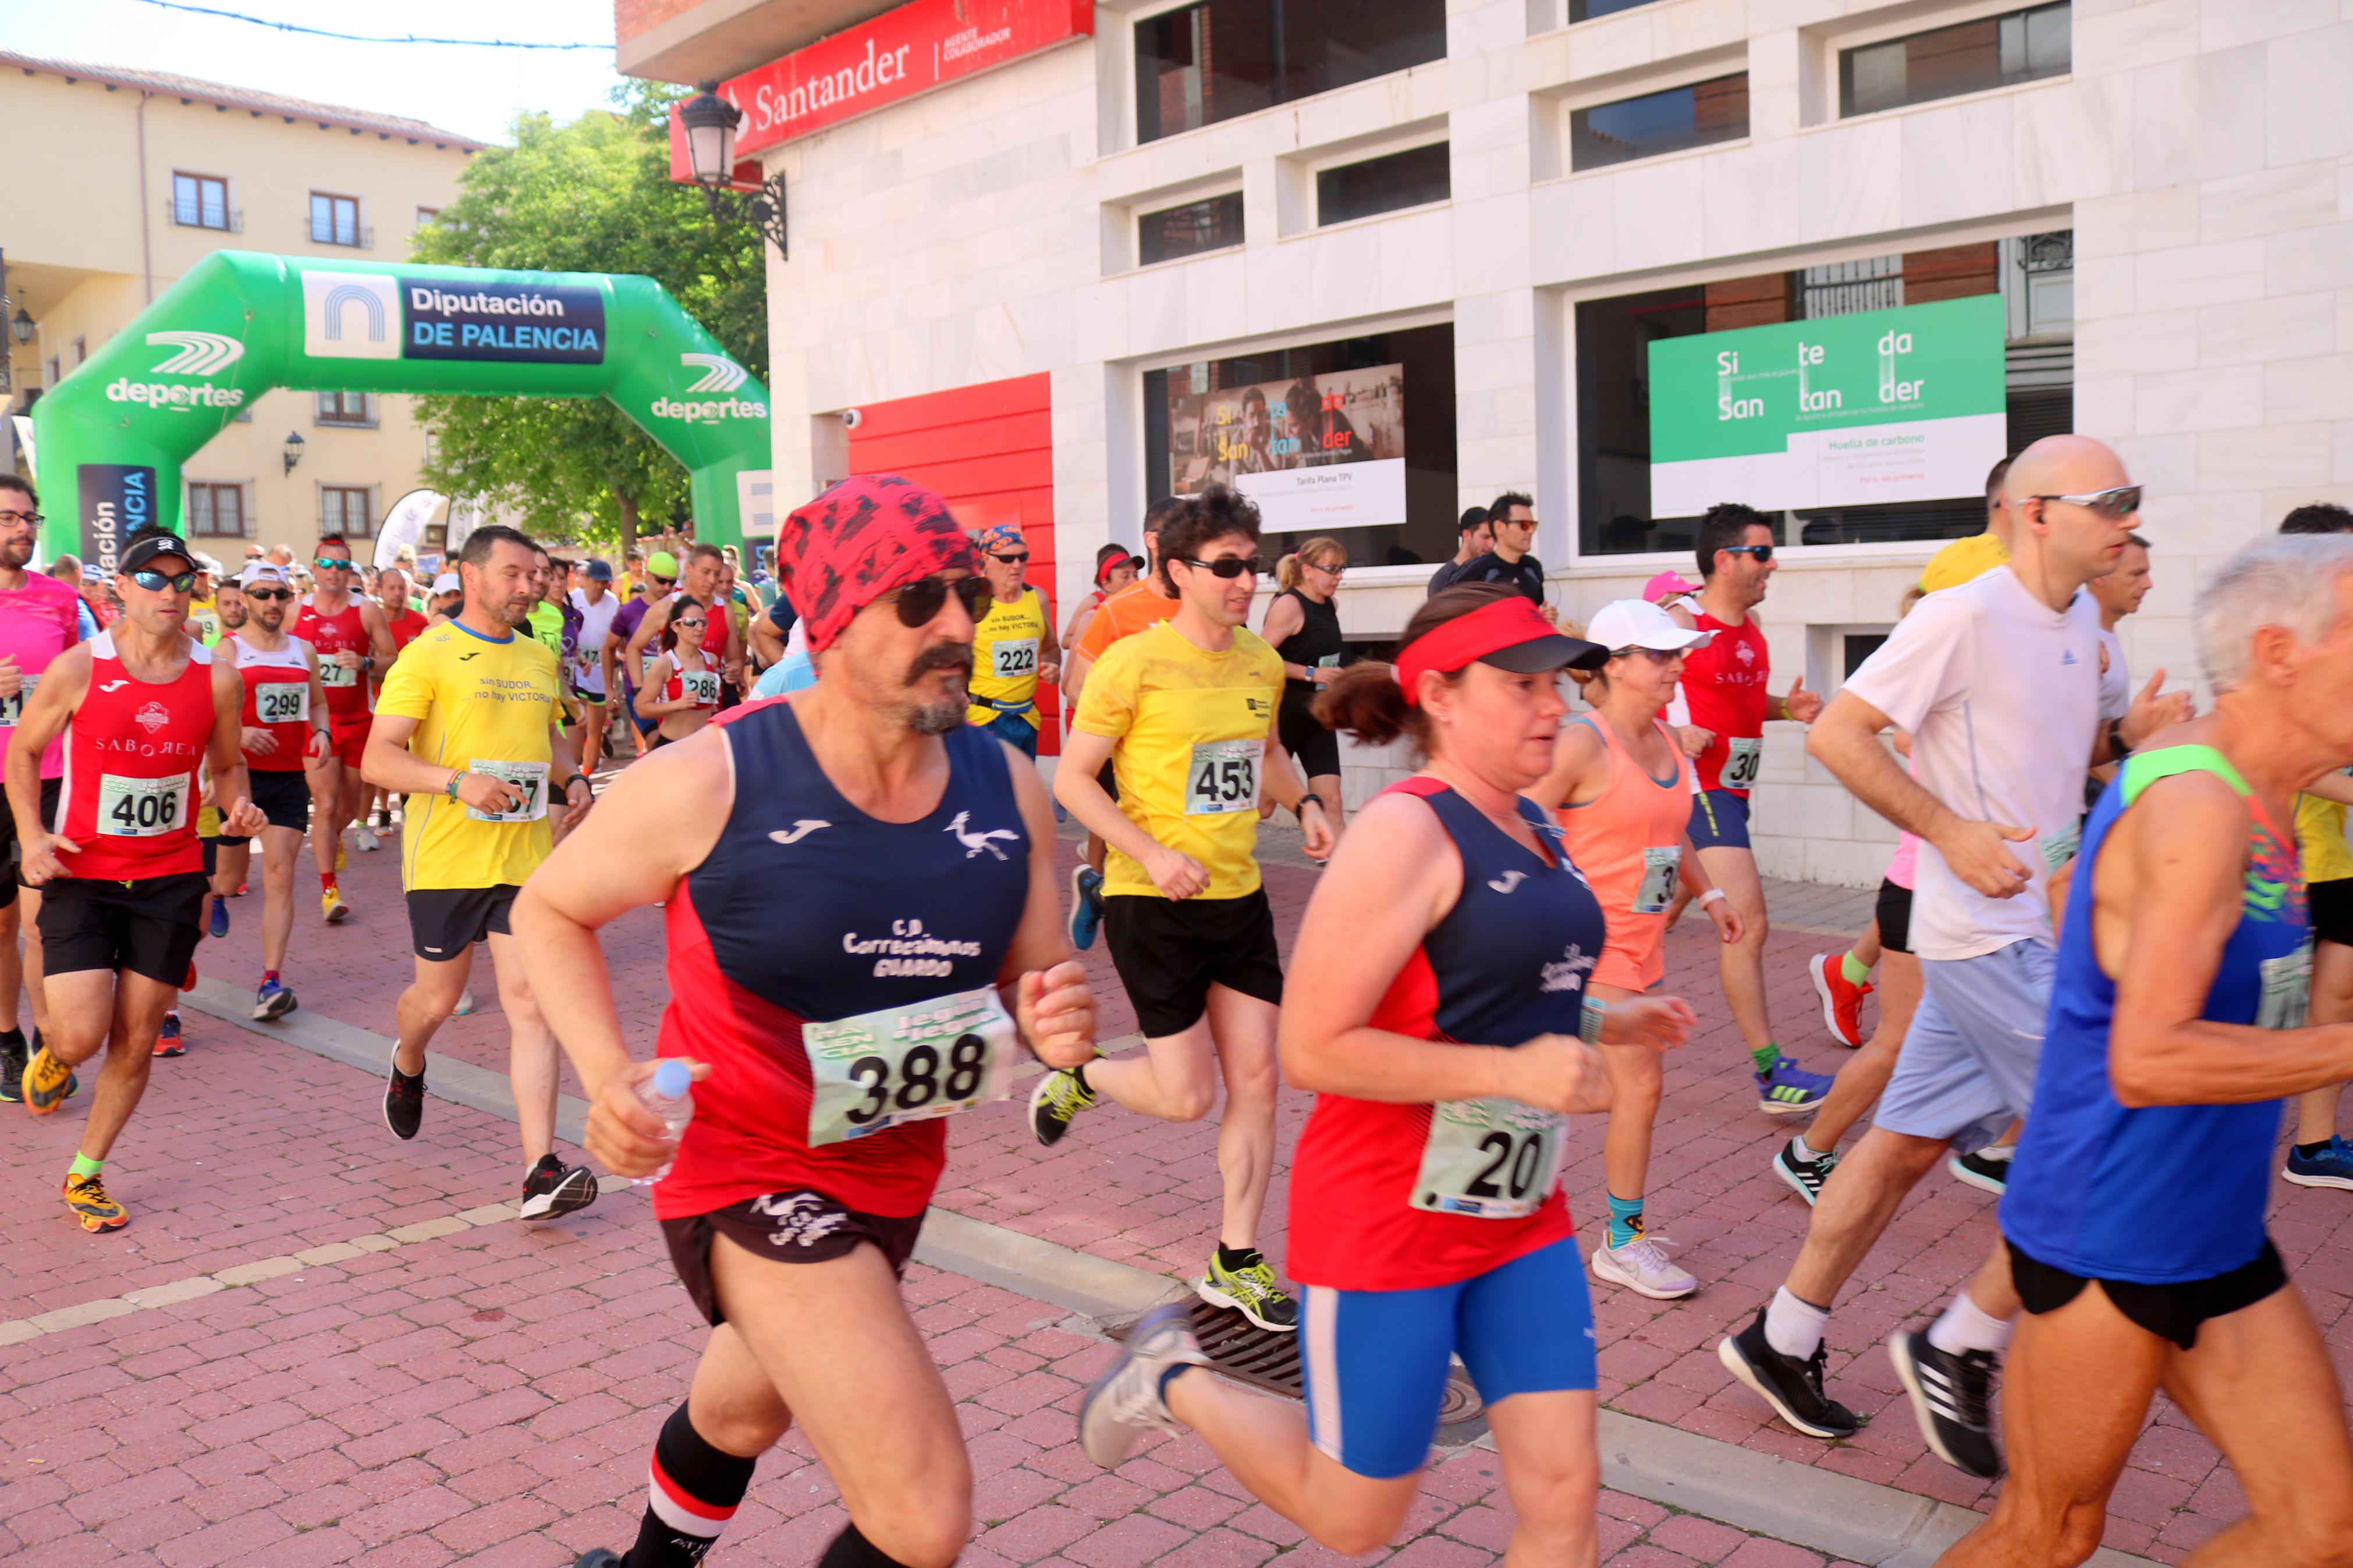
[668,0,1092,176]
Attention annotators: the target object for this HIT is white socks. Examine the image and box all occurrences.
[1791,1132,1832,1163]
[1763,1285,1830,1360]
[1926,1290,2015,1357]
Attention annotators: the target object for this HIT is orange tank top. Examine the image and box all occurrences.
[1556,713,1694,991]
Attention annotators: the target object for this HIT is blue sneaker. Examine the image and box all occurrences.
[1755,1056,1833,1115]
[252,977,297,1022]
[2284,1135,2353,1190]
[1067,864,1105,952]
[208,895,230,939]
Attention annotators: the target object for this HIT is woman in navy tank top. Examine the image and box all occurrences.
[1078,584,1698,1560]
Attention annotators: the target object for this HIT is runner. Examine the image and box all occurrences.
[361,524,601,1221]
[523,474,1096,1568]
[1261,536,1349,832]
[1078,584,1692,1560]
[1062,542,1138,652]
[1039,485,1335,1332]
[963,522,1059,759]
[569,559,623,777]
[425,571,462,625]
[292,534,397,923]
[10,528,265,1232]
[1455,492,1545,606]
[1918,456,2014,596]
[1528,598,1740,1299]
[1677,503,1835,1114]
[606,550,674,760]
[633,598,722,749]
[1425,506,1492,596]
[1938,530,2353,1566]
[215,563,331,1021]
[1717,436,2178,1478]
[626,543,741,701]
[361,565,431,842]
[0,475,87,1103]
[184,554,224,644]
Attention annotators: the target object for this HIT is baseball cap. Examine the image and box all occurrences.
[80,563,103,582]
[237,563,289,589]
[1584,598,1713,653]
[1458,506,1489,532]
[584,559,615,582]
[121,532,196,575]
[431,572,461,596]
[645,550,680,579]
[1395,595,1606,706]
[1641,569,1700,603]
[192,552,223,576]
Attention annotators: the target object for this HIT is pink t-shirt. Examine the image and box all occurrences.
[0,571,90,778]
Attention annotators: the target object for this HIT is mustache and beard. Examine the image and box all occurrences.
[899,642,975,735]
[0,535,33,571]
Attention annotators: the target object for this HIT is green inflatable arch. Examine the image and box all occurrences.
[29,251,771,568]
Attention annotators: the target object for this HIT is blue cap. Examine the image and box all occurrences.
[652,1059,693,1100]
[584,559,615,582]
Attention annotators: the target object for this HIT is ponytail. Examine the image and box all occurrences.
[1275,553,1302,591]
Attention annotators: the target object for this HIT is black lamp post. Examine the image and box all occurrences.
[282,431,304,475]
[679,83,788,257]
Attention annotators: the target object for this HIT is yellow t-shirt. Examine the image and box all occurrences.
[1076,621,1284,901]
[2296,789,2352,886]
[967,586,1048,730]
[376,621,562,891]
[1920,531,2010,594]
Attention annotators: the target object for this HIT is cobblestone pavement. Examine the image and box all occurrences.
[3,802,2345,1564]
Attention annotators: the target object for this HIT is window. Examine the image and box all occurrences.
[1138,192,1245,266]
[1572,74,1748,170]
[1318,142,1450,225]
[72,337,86,367]
[1842,2,2069,118]
[308,192,367,248]
[1136,0,1447,144]
[1570,0,1659,17]
[315,391,377,428]
[320,485,374,536]
[172,172,233,230]
[45,356,58,388]
[187,483,247,539]
[416,206,441,228]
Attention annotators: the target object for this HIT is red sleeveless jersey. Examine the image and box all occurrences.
[55,631,215,880]
[233,634,314,772]
[294,596,371,726]
[658,649,722,710]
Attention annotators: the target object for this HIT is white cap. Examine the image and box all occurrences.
[237,562,288,589]
[431,572,461,596]
[1583,598,1714,653]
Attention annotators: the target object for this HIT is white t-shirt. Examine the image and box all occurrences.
[570,589,621,695]
[2096,626,2131,722]
[1841,566,2103,961]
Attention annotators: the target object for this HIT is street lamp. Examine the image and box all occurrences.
[9,307,30,346]
[282,431,304,475]
[679,82,789,257]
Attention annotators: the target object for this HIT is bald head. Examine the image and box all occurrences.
[1999,435,2141,603]
[2003,435,2127,510]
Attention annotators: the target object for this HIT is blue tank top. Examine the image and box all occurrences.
[2003,746,2310,1283]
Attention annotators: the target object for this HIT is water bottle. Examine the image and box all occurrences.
[633,1058,694,1186]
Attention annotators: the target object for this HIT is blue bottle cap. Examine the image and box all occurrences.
[652,1059,693,1099]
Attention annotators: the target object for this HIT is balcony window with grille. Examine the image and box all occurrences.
[315,391,377,428]
[1318,142,1450,226]
[1842,2,2069,118]
[172,172,233,230]
[1135,0,1447,144]
[320,485,374,536]
[187,483,247,539]
[1571,74,1748,171]
[309,192,365,247]
[1138,193,1245,266]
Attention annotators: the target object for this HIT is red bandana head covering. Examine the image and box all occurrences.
[778,475,980,653]
[1394,596,1606,706]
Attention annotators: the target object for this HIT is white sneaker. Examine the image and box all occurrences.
[1590,1233,1699,1300]
[355,826,380,852]
[1078,1304,1208,1469]
[453,987,475,1016]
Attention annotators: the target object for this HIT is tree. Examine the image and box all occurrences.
[410,83,767,552]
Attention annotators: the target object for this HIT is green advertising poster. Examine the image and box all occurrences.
[1645,294,2007,518]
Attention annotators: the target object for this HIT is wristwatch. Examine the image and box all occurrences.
[1294,791,1324,819]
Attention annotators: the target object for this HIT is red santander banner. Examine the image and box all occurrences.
[669,0,1092,180]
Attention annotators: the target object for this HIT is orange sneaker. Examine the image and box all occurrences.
[62,1172,128,1232]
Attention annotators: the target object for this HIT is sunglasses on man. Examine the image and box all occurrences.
[246,588,294,603]
[989,551,1030,565]
[2030,485,2142,521]
[885,573,994,626]
[313,557,352,572]
[1719,545,1774,563]
[130,570,197,593]
[1178,556,1265,579]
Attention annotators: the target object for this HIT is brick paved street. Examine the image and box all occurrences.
[2,801,2347,1565]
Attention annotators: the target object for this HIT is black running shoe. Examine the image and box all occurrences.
[573,1553,620,1568]
[1717,1308,1858,1439]
[384,1045,425,1141]
[519,1154,599,1221]
[1890,1329,2003,1478]
[1773,1139,1839,1207]
[0,1037,24,1105]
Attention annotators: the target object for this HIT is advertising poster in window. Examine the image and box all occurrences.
[1166,364,1407,533]
[1646,295,2006,518]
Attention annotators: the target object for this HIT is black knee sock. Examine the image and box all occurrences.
[817,1521,912,1567]
[623,1402,758,1568]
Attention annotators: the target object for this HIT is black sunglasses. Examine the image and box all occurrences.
[1719,545,1774,563]
[1178,556,1264,579]
[131,570,197,593]
[245,588,293,603]
[647,573,677,587]
[887,574,993,627]
[990,552,1030,564]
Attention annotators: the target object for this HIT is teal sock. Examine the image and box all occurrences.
[1840,951,1871,986]
[1606,1194,1644,1250]
[1751,1041,1781,1075]
[70,1153,102,1178]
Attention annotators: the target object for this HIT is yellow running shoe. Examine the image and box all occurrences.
[23,1047,73,1115]
[322,887,352,925]
[62,1172,128,1232]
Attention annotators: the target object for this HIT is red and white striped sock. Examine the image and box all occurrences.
[627,1402,756,1567]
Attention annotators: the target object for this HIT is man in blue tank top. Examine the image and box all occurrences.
[1937,532,2353,1566]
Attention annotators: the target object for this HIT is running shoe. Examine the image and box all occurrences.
[23,1044,74,1114]
[1755,1057,1833,1115]
[1890,1329,2003,1479]
[573,1553,621,1568]
[1197,1250,1297,1332]
[1028,1066,1096,1147]
[1949,1144,2013,1194]
[2284,1135,2353,1190]
[62,1172,128,1233]
[1589,1233,1698,1300]
[208,895,230,939]
[1067,863,1105,952]
[151,1012,184,1058]
[322,887,352,925]
[452,987,475,1016]
[0,1037,23,1104]
[1717,1309,1857,1440]
[253,978,297,1022]
[1077,1302,1209,1468]
[1806,953,1872,1048]
[1773,1139,1840,1207]
[519,1154,599,1221]
[384,1045,425,1141]
[355,826,380,853]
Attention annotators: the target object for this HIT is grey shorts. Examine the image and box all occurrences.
[1875,938,2054,1147]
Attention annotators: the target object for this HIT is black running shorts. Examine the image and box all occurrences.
[2009,1237,2288,1352]
[217,769,312,842]
[406,884,520,961]
[1104,887,1284,1039]
[38,872,207,986]
[1876,878,1913,956]
[661,1190,926,1327]
[1277,691,1340,780]
[0,778,63,888]
[2312,877,2352,950]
